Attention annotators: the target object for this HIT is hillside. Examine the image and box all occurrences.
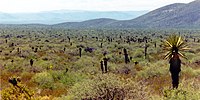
[107,0,200,28]
[54,0,200,29]
[54,18,117,28]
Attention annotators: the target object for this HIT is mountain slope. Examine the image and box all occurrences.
[108,0,200,28]
[54,18,117,28]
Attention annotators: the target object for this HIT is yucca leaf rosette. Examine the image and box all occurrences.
[163,34,189,59]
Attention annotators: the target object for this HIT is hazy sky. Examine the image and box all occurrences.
[0,0,194,13]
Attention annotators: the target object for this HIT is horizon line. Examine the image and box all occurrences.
[0,9,149,14]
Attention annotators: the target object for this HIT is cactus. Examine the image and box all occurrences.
[68,37,71,42]
[130,56,132,61]
[17,47,20,53]
[8,77,20,87]
[96,37,98,41]
[134,61,139,65]
[34,48,38,53]
[11,60,14,63]
[64,68,69,74]
[144,44,149,59]
[123,48,130,64]
[9,43,14,47]
[32,47,34,50]
[30,59,34,66]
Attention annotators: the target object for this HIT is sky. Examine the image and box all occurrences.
[0,0,195,13]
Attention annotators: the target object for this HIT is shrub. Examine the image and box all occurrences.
[1,83,34,100]
[137,61,168,78]
[59,72,88,87]
[32,71,54,89]
[71,56,99,74]
[163,78,200,100]
[66,73,124,99]
[63,73,150,100]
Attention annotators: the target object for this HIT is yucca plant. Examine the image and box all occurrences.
[163,34,189,89]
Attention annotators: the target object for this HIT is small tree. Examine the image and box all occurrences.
[163,34,189,89]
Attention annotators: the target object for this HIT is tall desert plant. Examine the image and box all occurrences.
[163,34,189,89]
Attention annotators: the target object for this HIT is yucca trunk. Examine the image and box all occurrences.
[79,48,82,57]
[100,60,104,73]
[169,53,181,89]
[123,48,130,64]
[103,58,108,73]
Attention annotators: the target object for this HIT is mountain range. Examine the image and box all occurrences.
[0,10,147,24]
[55,0,200,29]
[1,0,200,28]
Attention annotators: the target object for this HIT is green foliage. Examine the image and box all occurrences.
[32,71,54,89]
[163,89,188,100]
[1,28,200,99]
[137,61,168,78]
[57,71,88,87]
[163,77,200,100]
[72,56,99,74]
[64,73,149,100]
[163,88,200,100]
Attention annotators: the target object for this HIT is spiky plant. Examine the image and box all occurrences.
[163,34,189,89]
[163,34,189,59]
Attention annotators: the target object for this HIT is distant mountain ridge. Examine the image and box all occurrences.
[54,18,117,28]
[0,10,147,24]
[54,0,200,29]
[1,0,200,28]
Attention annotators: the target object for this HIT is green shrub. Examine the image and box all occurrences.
[32,71,54,89]
[163,89,188,100]
[137,61,168,78]
[66,73,124,99]
[71,56,99,74]
[59,72,88,87]
[163,78,200,100]
[63,73,150,100]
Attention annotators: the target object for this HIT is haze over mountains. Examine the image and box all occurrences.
[1,0,200,28]
[0,10,147,24]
